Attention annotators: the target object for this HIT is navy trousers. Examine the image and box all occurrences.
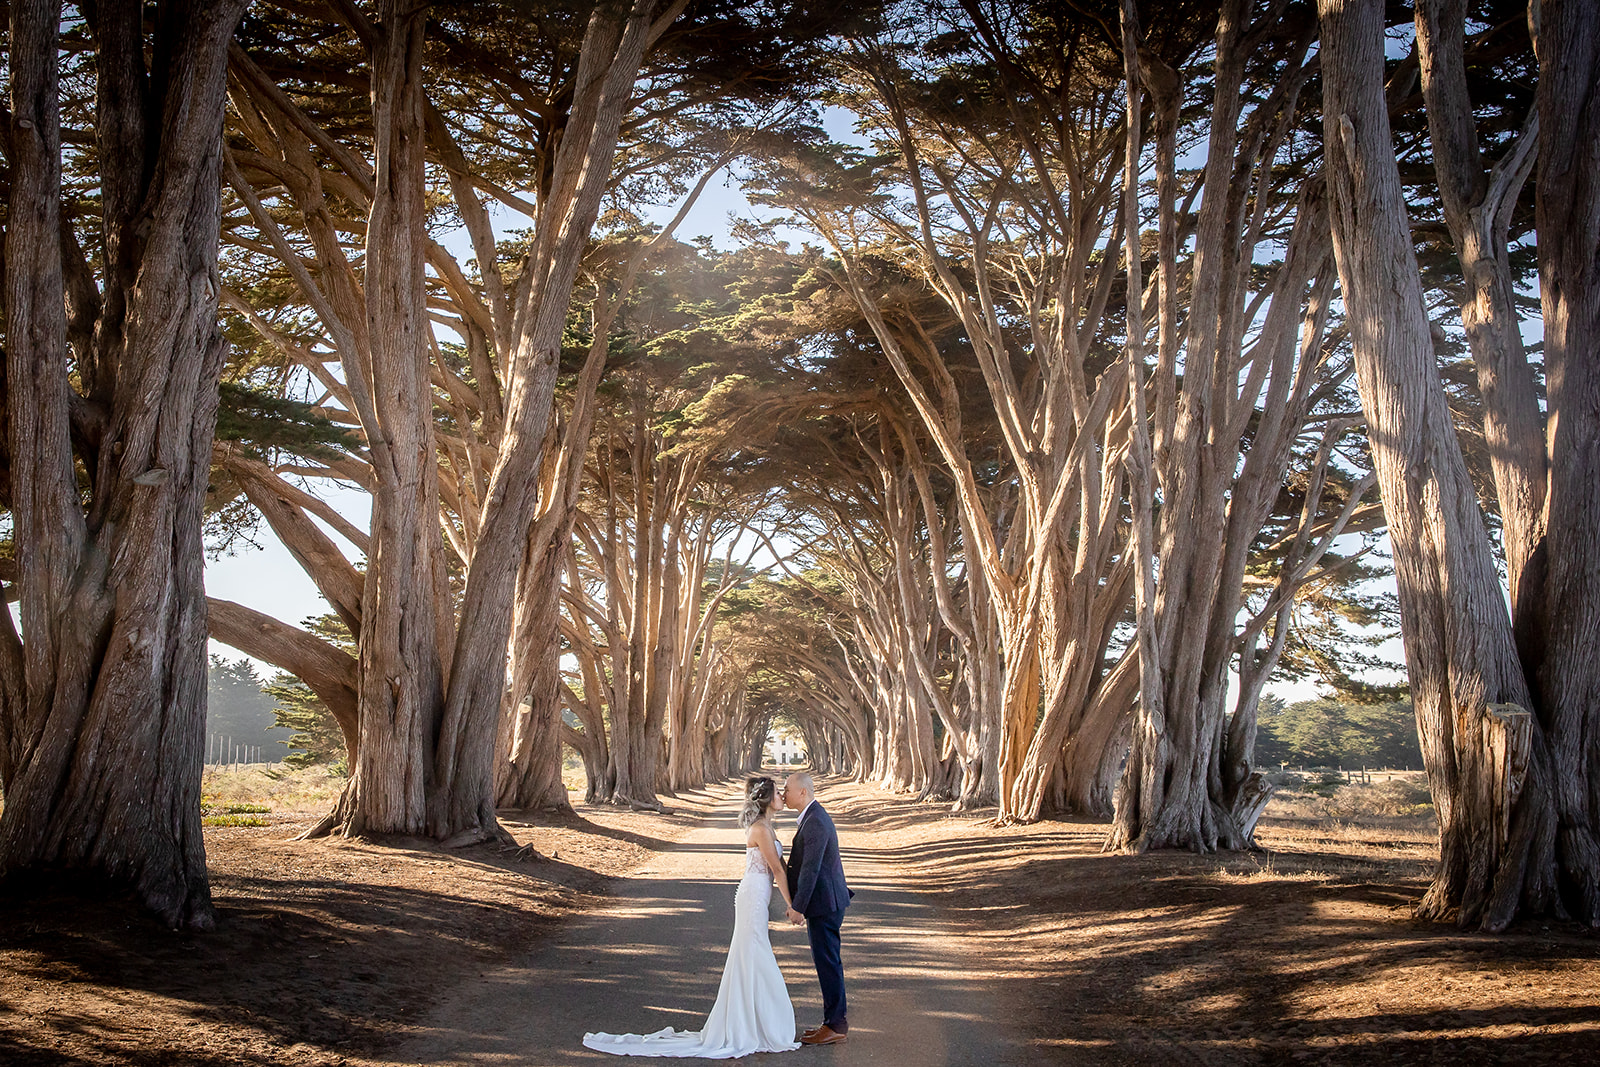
[806,907,848,1031]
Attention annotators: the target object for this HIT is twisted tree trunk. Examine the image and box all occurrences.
[497,538,575,812]
[430,0,685,836]
[1319,0,1558,930]
[1110,0,1350,853]
[341,0,452,839]
[0,0,249,928]
[1531,0,1600,927]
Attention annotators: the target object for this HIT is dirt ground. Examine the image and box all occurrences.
[822,779,1600,1064]
[2,771,1597,1065]
[0,778,730,1067]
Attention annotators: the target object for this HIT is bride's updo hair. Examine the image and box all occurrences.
[740,776,776,828]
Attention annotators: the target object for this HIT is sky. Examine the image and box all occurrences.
[206,480,369,676]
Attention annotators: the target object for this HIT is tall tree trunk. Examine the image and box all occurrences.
[1414,0,1546,621]
[282,0,681,842]
[1140,0,1253,852]
[429,0,683,835]
[497,535,575,812]
[1110,0,1338,852]
[1319,0,1558,930]
[1108,0,1171,852]
[1532,0,1600,926]
[332,0,450,839]
[0,0,249,928]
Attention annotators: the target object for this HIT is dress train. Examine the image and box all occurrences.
[583,845,800,1058]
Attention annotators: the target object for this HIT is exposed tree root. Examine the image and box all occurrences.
[439,821,520,850]
[606,793,665,813]
[506,842,547,862]
[295,807,344,841]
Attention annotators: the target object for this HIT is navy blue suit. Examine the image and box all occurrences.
[786,802,852,1032]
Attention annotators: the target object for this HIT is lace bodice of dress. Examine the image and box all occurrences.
[744,840,779,877]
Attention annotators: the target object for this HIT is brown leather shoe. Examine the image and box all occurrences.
[800,1025,847,1045]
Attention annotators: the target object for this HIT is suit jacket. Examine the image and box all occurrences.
[786,802,852,917]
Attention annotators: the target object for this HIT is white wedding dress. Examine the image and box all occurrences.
[583,841,801,1058]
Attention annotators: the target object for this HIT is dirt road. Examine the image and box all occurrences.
[391,784,1021,1066]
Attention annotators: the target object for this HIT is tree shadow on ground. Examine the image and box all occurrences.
[845,791,1600,1066]
[2,873,557,1064]
[499,783,741,855]
[501,807,680,854]
[0,808,665,1067]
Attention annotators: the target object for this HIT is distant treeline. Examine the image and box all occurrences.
[207,654,343,770]
[1253,698,1423,771]
[207,656,285,762]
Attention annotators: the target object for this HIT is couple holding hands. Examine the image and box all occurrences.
[584,773,853,1058]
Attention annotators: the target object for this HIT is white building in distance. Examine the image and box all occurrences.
[764,726,805,767]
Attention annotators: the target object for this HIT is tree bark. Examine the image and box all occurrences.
[1532,0,1600,926]
[0,0,249,928]
[429,0,682,835]
[1109,0,1340,853]
[1414,0,1546,619]
[1319,0,1557,930]
[497,532,576,812]
[307,0,452,841]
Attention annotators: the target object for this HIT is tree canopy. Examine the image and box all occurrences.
[2,0,1595,935]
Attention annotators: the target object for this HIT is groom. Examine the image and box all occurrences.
[782,773,852,1046]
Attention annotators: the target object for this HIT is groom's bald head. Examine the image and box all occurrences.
[783,772,815,808]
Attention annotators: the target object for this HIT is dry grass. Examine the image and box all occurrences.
[201,763,349,813]
[562,756,586,795]
[1266,769,1435,820]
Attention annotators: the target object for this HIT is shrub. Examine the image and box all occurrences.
[1323,779,1433,819]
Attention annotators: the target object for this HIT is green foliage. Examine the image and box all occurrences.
[265,675,347,772]
[1268,581,1408,703]
[214,381,361,461]
[198,798,272,827]
[201,813,270,827]
[264,614,353,773]
[1254,698,1423,770]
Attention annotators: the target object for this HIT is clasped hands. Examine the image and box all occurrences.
[784,906,804,926]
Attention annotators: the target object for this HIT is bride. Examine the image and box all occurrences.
[582,776,802,1058]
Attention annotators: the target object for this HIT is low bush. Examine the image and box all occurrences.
[201,813,269,827]
[1322,778,1434,819]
